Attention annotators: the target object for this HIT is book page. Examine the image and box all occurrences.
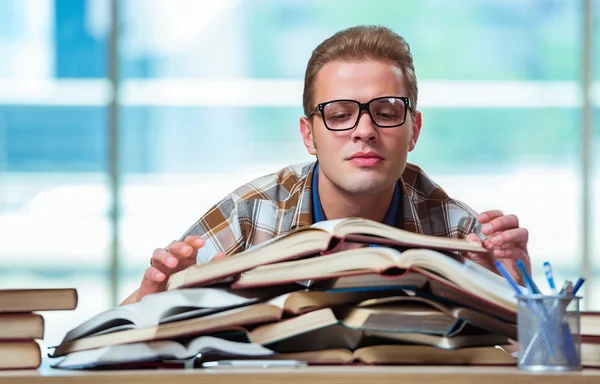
[310,219,347,234]
[61,305,142,343]
[313,217,487,253]
[143,288,263,325]
[167,227,330,290]
[399,249,518,310]
[186,335,273,358]
[61,288,265,343]
[53,336,273,369]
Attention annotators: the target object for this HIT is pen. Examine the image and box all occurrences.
[572,277,585,295]
[555,280,574,313]
[494,261,522,295]
[517,259,540,294]
[559,280,573,295]
[201,360,306,369]
[543,261,557,294]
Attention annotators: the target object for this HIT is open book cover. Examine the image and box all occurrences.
[167,217,489,290]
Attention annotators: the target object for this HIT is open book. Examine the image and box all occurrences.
[231,247,519,315]
[249,306,510,351]
[167,217,488,290]
[52,336,274,370]
[274,345,516,365]
[60,287,279,343]
[339,295,517,340]
[51,289,399,357]
[53,301,511,368]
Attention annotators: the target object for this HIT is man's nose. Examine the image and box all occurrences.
[351,111,379,142]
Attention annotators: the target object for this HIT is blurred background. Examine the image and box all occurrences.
[0,0,598,347]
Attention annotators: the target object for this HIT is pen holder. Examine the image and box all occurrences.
[516,294,582,372]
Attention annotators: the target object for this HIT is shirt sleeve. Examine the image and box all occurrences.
[447,198,479,239]
[175,194,244,264]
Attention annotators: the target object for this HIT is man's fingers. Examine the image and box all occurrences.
[138,268,167,300]
[152,239,204,269]
[465,252,495,272]
[465,233,483,245]
[152,248,179,269]
[485,228,528,247]
[140,267,165,288]
[139,239,208,302]
[167,241,196,258]
[481,214,519,236]
[140,238,209,302]
[211,252,228,262]
[465,234,499,272]
[184,236,206,249]
[492,246,525,259]
[477,210,503,224]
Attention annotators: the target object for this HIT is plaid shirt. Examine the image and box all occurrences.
[178,161,479,264]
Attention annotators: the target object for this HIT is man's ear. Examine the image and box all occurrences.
[300,117,317,155]
[408,111,422,152]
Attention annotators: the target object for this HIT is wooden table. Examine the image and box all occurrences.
[1,366,600,384]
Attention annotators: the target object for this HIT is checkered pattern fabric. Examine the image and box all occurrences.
[172,161,479,264]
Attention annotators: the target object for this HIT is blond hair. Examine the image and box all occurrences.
[303,25,418,117]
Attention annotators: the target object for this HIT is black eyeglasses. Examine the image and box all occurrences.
[308,96,412,131]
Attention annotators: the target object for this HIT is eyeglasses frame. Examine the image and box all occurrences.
[307,96,413,131]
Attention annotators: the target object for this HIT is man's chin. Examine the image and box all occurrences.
[339,176,394,196]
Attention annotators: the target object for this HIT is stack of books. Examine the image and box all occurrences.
[0,288,78,370]
[50,218,520,369]
[580,312,600,367]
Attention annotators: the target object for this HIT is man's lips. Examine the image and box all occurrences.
[347,152,384,166]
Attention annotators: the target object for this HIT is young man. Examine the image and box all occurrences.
[122,25,530,305]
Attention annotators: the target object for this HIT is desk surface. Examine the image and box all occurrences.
[1,366,600,384]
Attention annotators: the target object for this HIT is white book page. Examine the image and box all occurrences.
[53,336,273,369]
[399,249,519,308]
[61,304,143,343]
[309,218,347,234]
[138,288,261,327]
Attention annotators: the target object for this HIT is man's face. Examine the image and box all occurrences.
[300,60,422,196]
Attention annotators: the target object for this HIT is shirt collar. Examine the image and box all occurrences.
[311,162,401,228]
[398,178,424,234]
[290,162,317,230]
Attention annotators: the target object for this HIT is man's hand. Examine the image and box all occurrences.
[465,210,531,286]
[122,236,226,305]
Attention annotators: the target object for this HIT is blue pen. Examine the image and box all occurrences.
[543,261,558,295]
[572,277,585,295]
[517,260,540,294]
[494,261,522,295]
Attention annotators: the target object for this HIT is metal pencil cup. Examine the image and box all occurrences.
[517,294,582,372]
